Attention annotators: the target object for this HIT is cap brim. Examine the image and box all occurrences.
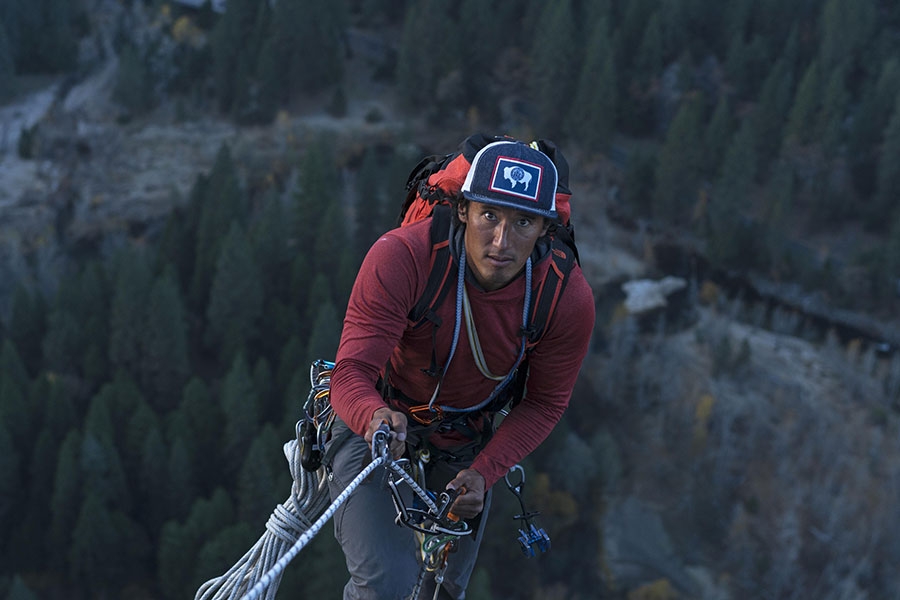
[462,191,558,220]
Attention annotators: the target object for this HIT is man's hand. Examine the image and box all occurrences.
[446,469,486,520]
[365,407,407,459]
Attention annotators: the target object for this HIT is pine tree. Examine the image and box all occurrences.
[635,11,663,81]
[178,377,221,492]
[232,1,274,123]
[5,575,38,600]
[750,58,795,178]
[211,0,259,112]
[124,401,162,494]
[291,139,339,259]
[0,422,20,556]
[848,58,900,200]
[68,491,121,592]
[7,284,45,375]
[458,0,502,110]
[221,352,260,478]
[529,0,577,138]
[0,19,15,102]
[193,523,255,596]
[48,430,82,567]
[819,0,876,74]
[250,188,291,300]
[395,0,457,110]
[708,121,763,270]
[205,222,263,365]
[276,335,305,398]
[653,96,705,225]
[157,520,194,599]
[871,94,900,233]
[817,65,849,156]
[138,425,168,534]
[252,357,277,426]
[0,376,30,460]
[565,17,617,153]
[7,427,55,568]
[114,44,154,114]
[190,144,246,310]
[141,270,190,411]
[703,95,734,178]
[784,61,821,147]
[77,261,110,388]
[236,425,281,524]
[165,435,196,523]
[623,151,657,218]
[79,431,131,514]
[34,372,74,439]
[313,198,347,298]
[109,248,153,380]
[885,213,900,298]
[39,313,76,380]
[273,0,346,100]
[158,176,206,291]
[354,147,389,260]
[36,0,77,73]
[305,301,341,367]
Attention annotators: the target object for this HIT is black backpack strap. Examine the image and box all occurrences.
[408,205,456,378]
[397,153,454,226]
[523,234,578,348]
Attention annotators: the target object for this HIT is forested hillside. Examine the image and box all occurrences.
[1,1,900,599]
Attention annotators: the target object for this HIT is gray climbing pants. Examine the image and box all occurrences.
[325,418,492,600]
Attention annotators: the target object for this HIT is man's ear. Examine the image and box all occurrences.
[457,203,468,224]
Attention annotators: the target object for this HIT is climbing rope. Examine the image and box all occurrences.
[196,427,393,600]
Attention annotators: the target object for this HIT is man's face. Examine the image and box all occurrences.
[457,201,550,291]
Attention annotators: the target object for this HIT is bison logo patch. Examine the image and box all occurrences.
[489,157,543,203]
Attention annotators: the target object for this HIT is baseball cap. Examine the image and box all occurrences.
[461,141,558,220]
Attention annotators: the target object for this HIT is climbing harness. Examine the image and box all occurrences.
[505,465,551,557]
[409,254,533,428]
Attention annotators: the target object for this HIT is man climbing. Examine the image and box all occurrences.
[326,138,595,599]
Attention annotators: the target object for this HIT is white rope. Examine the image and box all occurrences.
[195,452,388,600]
[194,428,388,600]
[239,454,387,600]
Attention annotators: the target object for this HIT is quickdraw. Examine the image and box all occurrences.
[298,359,336,471]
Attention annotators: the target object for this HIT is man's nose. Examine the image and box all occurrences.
[491,220,511,248]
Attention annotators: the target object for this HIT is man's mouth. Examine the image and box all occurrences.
[485,255,513,267]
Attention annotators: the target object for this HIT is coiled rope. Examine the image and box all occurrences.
[195,424,446,600]
[195,431,388,600]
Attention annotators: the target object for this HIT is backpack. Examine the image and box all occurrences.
[396,133,580,408]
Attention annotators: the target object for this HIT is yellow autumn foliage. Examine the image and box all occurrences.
[628,578,678,600]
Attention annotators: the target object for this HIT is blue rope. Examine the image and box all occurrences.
[427,245,467,410]
[439,257,532,415]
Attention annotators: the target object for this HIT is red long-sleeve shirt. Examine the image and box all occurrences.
[330,217,595,488]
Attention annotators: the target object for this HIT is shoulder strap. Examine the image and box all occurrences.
[408,204,455,326]
[397,153,454,226]
[524,230,578,349]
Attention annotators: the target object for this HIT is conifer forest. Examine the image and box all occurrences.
[2,1,900,599]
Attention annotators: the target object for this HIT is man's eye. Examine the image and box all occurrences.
[517,218,533,227]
